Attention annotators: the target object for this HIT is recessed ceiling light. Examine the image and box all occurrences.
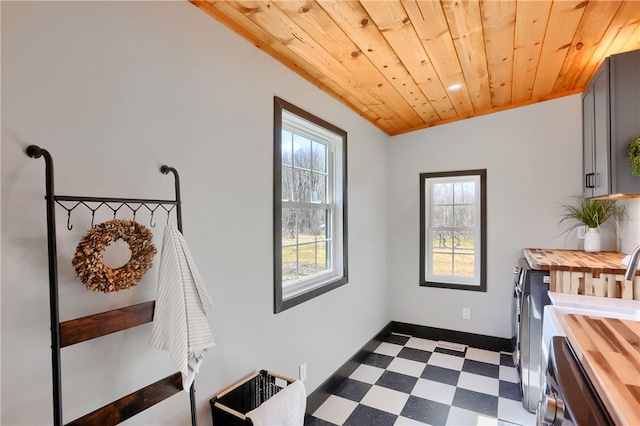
[447,83,464,91]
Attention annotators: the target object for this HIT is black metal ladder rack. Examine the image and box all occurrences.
[26,145,197,426]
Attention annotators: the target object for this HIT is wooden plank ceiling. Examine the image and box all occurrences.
[192,0,640,135]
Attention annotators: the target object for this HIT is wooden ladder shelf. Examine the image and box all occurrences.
[26,145,197,426]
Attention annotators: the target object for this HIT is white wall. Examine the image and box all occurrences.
[619,199,640,253]
[387,96,586,338]
[1,2,389,425]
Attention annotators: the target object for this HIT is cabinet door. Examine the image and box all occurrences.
[592,63,611,197]
[610,50,640,195]
[582,86,595,199]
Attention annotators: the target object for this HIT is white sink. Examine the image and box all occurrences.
[548,292,640,314]
[542,293,640,361]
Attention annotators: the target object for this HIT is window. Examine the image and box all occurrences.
[274,97,348,313]
[420,170,486,291]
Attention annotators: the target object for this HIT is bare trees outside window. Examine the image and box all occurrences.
[281,131,330,282]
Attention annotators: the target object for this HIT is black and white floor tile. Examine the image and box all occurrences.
[305,333,536,426]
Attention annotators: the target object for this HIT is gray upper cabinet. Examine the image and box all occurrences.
[582,49,640,199]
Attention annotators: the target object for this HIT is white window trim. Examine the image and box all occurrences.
[425,175,481,286]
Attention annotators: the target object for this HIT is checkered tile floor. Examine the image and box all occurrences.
[304,333,537,426]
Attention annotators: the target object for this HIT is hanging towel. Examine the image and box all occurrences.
[150,224,215,390]
[246,380,306,426]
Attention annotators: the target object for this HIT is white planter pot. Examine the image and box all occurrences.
[584,227,601,252]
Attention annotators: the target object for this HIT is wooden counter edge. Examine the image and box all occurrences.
[560,314,640,426]
[523,248,635,275]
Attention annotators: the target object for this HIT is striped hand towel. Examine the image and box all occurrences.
[150,224,215,390]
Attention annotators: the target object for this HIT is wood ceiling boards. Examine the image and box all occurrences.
[192,0,640,136]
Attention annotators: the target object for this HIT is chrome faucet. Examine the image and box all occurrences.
[624,244,640,281]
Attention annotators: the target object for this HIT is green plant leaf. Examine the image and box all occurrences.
[558,197,616,232]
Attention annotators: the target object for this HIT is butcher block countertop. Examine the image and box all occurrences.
[561,314,640,426]
[523,248,633,275]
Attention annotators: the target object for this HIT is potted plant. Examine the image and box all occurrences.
[559,198,616,252]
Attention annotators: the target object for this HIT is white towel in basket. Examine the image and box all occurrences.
[150,224,215,390]
[246,380,306,426]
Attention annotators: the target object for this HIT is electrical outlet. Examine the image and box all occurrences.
[462,307,471,320]
[299,362,307,381]
[577,225,586,240]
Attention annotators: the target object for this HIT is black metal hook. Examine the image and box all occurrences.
[106,202,125,220]
[90,209,96,228]
[66,211,73,231]
[142,204,160,228]
[81,201,104,228]
[56,201,81,230]
[160,204,175,225]
[49,191,178,231]
[127,203,142,223]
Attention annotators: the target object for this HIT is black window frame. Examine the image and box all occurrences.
[419,169,487,292]
[273,96,348,313]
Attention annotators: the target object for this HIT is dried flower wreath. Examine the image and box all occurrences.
[72,219,157,293]
[629,135,640,176]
